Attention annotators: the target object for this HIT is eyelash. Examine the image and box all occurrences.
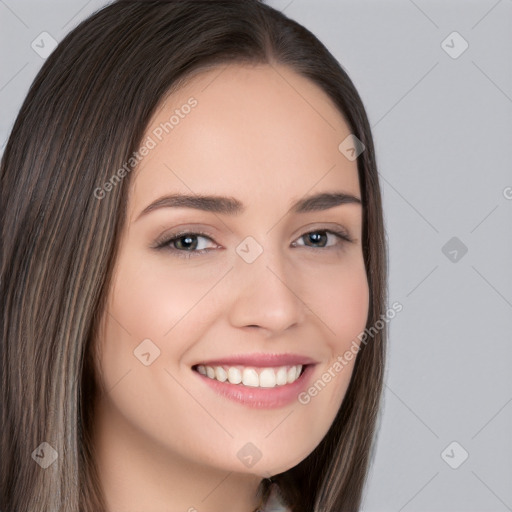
[153,228,354,259]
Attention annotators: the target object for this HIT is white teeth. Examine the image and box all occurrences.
[259,368,276,388]
[276,367,288,386]
[287,366,297,384]
[228,367,242,384]
[196,364,304,388]
[242,368,259,387]
[214,366,227,382]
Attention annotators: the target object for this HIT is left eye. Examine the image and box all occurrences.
[292,229,351,249]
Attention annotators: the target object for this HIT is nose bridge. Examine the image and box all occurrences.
[227,234,305,333]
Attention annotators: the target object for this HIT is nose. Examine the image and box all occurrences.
[227,244,306,336]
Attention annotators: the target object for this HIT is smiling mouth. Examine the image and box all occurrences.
[192,364,307,388]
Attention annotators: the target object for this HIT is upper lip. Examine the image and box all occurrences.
[194,353,317,367]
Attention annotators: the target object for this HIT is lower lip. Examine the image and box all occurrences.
[193,364,316,409]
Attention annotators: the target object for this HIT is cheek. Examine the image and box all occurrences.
[332,268,369,343]
[302,256,369,403]
[93,254,214,455]
[105,247,222,343]
[93,250,180,396]
[94,247,225,400]
[308,255,370,347]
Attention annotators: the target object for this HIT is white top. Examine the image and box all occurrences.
[259,483,291,512]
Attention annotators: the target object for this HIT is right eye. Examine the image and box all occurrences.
[154,231,220,259]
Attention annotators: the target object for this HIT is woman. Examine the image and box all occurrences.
[0,1,387,511]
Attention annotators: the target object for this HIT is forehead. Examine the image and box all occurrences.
[128,63,361,216]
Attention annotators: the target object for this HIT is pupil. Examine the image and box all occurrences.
[178,235,196,250]
[308,232,326,246]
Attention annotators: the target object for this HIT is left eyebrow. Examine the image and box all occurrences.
[291,191,362,213]
[135,191,362,221]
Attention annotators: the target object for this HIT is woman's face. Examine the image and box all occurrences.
[95,63,369,478]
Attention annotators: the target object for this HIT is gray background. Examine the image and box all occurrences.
[1,1,511,510]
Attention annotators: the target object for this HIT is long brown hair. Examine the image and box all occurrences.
[0,1,387,510]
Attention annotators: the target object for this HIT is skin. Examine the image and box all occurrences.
[92,63,369,512]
